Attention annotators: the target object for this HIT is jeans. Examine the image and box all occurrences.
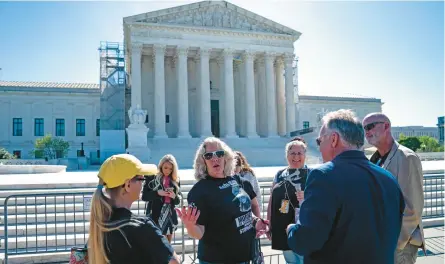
[283,250,304,264]
[395,243,419,264]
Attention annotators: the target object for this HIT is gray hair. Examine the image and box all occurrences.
[285,140,307,157]
[321,109,364,149]
[192,137,236,181]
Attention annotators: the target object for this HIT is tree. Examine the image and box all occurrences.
[0,148,16,159]
[31,134,70,160]
[398,136,421,152]
[399,133,406,141]
[418,136,443,152]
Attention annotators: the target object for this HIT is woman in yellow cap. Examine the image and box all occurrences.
[88,154,180,264]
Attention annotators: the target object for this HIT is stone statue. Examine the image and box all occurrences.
[128,104,147,125]
[316,108,330,127]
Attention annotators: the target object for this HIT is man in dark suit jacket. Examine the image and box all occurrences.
[287,109,405,264]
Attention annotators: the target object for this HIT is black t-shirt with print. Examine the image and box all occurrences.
[104,207,175,264]
[271,168,308,250]
[187,175,256,263]
[233,174,257,200]
[273,167,309,186]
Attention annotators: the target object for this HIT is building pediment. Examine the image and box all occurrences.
[123,0,300,38]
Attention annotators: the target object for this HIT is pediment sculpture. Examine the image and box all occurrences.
[140,6,286,34]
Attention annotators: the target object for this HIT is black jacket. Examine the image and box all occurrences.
[141,176,181,226]
[287,150,405,264]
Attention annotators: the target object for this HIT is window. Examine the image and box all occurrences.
[13,150,21,159]
[76,119,85,136]
[56,119,65,137]
[166,115,170,123]
[96,119,100,136]
[13,118,22,136]
[97,150,100,158]
[303,121,310,129]
[56,150,63,159]
[34,118,44,136]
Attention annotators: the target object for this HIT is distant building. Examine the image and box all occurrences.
[392,126,439,141]
[438,116,444,143]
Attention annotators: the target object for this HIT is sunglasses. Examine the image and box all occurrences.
[202,150,225,160]
[133,176,146,183]
[316,134,329,146]
[364,122,384,132]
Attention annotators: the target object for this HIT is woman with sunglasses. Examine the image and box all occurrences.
[266,139,309,264]
[88,154,180,264]
[142,154,181,244]
[177,137,269,264]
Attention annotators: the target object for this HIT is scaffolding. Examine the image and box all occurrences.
[98,41,126,131]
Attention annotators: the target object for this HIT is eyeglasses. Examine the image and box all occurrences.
[288,152,304,156]
[202,150,225,160]
[364,122,384,132]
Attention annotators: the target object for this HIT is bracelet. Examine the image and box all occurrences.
[253,217,259,227]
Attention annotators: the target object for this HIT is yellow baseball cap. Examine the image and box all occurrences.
[98,154,157,188]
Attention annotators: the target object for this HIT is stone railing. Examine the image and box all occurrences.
[417,152,444,161]
[0,159,47,165]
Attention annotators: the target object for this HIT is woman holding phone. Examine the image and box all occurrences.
[142,154,181,243]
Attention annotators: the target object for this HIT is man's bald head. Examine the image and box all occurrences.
[362,112,393,148]
[363,113,391,126]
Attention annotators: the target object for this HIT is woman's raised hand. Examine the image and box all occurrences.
[175,205,200,227]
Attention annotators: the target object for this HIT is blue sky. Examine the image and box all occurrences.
[0,1,443,127]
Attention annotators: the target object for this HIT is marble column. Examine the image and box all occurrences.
[265,52,278,137]
[284,53,296,135]
[199,47,212,137]
[257,58,266,137]
[217,57,225,136]
[294,58,300,130]
[243,50,259,138]
[175,46,191,138]
[153,44,167,138]
[223,49,237,138]
[275,58,286,136]
[131,43,143,108]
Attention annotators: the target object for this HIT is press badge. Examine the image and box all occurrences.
[279,199,289,214]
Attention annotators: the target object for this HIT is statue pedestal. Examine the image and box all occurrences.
[126,124,150,163]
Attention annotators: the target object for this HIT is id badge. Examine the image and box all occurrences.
[279,199,289,214]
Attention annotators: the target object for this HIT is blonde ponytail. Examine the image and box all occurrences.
[88,183,113,264]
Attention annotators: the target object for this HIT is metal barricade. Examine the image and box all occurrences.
[1,173,443,263]
[422,173,444,218]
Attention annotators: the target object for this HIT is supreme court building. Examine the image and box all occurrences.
[0,1,382,167]
[123,1,300,139]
